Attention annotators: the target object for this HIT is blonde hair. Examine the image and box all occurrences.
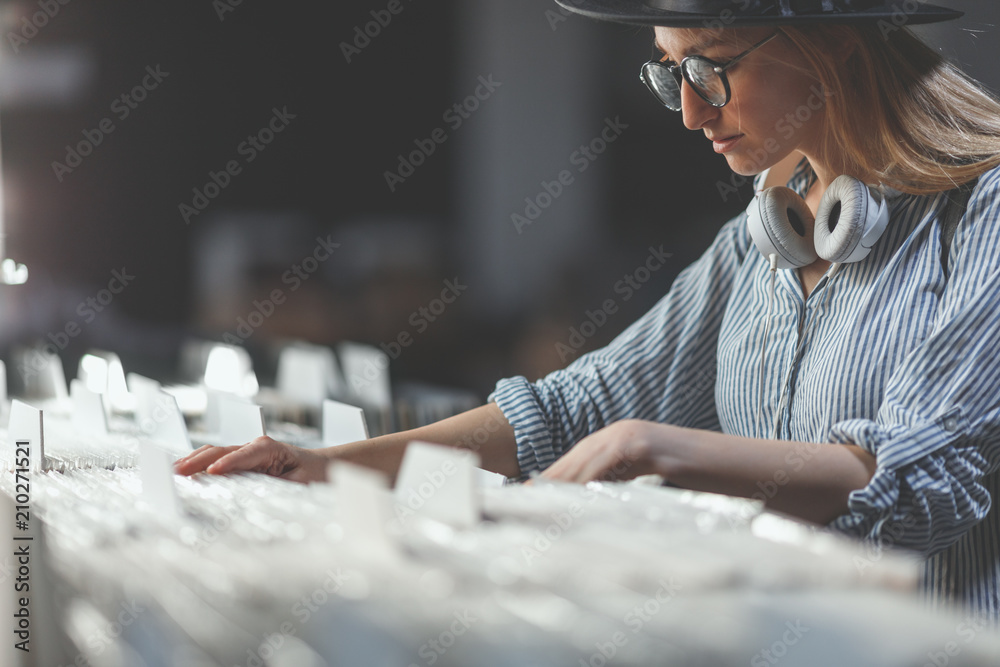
[780,24,1000,194]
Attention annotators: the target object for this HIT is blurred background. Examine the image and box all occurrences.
[0,0,996,402]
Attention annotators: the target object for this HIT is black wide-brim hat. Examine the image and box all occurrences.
[554,0,963,27]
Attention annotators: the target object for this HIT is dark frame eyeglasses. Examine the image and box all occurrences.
[640,32,780,112]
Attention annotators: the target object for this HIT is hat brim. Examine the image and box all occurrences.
[554,0,964,27]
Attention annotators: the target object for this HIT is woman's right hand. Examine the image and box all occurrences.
[174,436,330,483]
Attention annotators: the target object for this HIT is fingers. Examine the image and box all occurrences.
[203,436,291,476]
[579,448,638,484]
[539,428,647,484]
[173,437,289,477]
[174,437,322,483]
[174,445,241,476]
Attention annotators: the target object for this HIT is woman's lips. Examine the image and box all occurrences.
[712,134,744,154]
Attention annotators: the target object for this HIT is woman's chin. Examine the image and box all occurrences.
[724,156,763,177]
[724,152,775,178]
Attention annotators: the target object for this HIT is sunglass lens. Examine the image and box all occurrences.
[641,63,681,110]
[682,58,727,106]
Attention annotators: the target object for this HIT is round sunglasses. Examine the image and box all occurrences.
[640,32,779,111]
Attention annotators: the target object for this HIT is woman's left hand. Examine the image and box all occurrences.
[539,420,690,484]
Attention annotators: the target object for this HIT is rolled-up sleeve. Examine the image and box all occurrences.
[490,214,753,476]
[829,171,1000,557]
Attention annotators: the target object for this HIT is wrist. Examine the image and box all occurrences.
[648,424,704,482]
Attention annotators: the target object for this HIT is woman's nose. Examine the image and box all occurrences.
[681,81,719,131]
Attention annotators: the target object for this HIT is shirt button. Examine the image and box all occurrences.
[943,417,959,432]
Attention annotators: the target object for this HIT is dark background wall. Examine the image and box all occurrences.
[0,0,996,399]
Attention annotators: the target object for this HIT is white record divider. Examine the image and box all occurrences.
[276,343,344,408]
[77,350,132,414]
[128,372,162,423]
[203,343,258,396]
[9,400,44,471]
[475,467,507,488]
[138,440,183,518]
[145,391,193,454]
[394,441,480,529]
[337,342,392,410]
[217,393,266,446]
[131,373,193,452]
[69,379,110,437]
[19,348,68,404]
[329,461,401,564]
[201,387,226,433]
[322,399,369,447]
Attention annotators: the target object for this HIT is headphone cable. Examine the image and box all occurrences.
[756,254,779,439]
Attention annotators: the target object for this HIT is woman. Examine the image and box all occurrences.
[177,0,1000,619]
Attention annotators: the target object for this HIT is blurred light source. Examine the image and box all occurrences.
[79,354,109,395]
[203,344,259,396]
[79,351,134,412]
[0,42,98,287]
[0,45,96,107]
[0,115,27,285]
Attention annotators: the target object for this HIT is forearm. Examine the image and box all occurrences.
[317,402,520,482]
[660,428,877,524]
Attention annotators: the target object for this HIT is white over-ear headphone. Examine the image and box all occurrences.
[746,174,890,269]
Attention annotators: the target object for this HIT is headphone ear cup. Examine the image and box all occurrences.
[813,175,874,263]
[746,186,817,269]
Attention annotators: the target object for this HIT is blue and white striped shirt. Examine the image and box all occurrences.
[491,160,1000,619]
